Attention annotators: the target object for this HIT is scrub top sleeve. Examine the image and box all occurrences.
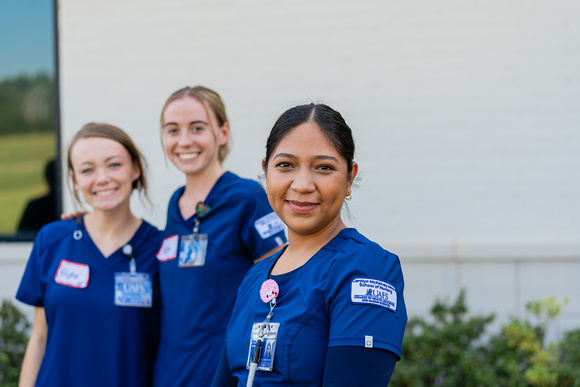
[325,249,407,359]
[16,230,46,306]
[238,188,286,259]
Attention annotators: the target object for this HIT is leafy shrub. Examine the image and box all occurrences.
[0,299,30,387]
[392,291,577,386]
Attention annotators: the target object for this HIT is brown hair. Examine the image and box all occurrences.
[67,123,149,204]
[160,86,230,163]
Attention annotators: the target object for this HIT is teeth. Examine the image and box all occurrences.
[179,152,199,160]
[95,189,115,196]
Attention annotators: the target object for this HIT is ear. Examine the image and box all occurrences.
[261,158,267,174]
[217,121,230,146]
[131,161,141,184]
[347,162,359,193]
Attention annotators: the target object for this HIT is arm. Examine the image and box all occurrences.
[19,307,48,387]
[211,342,238,387]
[322,346,398,387]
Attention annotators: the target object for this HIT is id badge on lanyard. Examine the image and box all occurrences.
[247,279,280,377]
[114,244,153,308]
[246,322,280,371]
[178,201,211,268]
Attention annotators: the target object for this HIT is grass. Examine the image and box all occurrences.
[0,132,55,234]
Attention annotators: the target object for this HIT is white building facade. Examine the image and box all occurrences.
[2,0,579,337]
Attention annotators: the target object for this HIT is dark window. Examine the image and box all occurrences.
[0,0,60,241]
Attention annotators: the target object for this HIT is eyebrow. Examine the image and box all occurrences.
[76,155,123,166]
[164,120,209,127]
[273,153,340,163]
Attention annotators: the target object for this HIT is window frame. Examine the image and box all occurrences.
[0,0,61,242]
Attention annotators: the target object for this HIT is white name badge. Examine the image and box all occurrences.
[54,260,90,288]
[157,234,178,262]
[350,277,397,312]
[114,272,153,308]
[246,322,280,371]
[178,233,208,267]
[254,212,285,239]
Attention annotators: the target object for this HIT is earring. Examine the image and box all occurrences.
[345,193,352,201]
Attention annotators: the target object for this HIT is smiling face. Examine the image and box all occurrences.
[162,96,229,177]
[264,121,358,238]
[70,137,140,212]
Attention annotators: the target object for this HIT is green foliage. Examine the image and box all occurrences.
[556,329,580,386]
[0,300,30,387]
[0,73,55,135]
[392,291,577,387]
[0,133,55,233]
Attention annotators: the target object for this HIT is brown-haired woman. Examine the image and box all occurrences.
[17,123,161,387]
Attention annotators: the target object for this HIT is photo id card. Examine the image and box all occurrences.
[114,272,153,308]
[246,322,280,371]
[178,233,208,267]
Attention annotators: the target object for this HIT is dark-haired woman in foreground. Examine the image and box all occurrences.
[213,104,407,386]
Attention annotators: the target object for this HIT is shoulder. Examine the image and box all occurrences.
[34,219,78,249]
[325,229,402,282]
[135,220,163,248]
[140,219,161,235]
[218,172,265,200]
[332,229,397,262]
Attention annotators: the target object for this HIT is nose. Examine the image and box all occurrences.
[291,167,315,193]
[95,167,111,184]
[177,130,192,147]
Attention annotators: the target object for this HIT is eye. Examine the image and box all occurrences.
[79,168,92,174]
[275,162,292,169]
[165,126,178,135]
[191,125,205,132]
[316,164,336,171]
[109,162,122,169]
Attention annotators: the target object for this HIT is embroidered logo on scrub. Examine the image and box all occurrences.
[254,212,285,239]
[350,277,397,312]
[157,234,178,261]
[54,260,90,288]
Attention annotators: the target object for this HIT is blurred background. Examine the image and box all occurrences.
[1,0,579,341]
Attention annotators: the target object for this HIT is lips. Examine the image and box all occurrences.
[286,200,319,214]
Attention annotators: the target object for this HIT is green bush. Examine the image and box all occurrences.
[0,299,30,387]
[392,291,578,387]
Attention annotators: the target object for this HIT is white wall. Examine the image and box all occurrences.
[3,0,579,334]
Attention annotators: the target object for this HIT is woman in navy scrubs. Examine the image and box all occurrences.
[17,123,161,387]
[153,86,287,387]
[213,104,408,386]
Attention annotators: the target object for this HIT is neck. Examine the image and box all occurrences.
[83,205,141,258]
[271,217,346,275]
[180,163,225,218]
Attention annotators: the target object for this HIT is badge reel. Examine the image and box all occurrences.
[178,202,211,268]
[114,244,153,308]
[247,279,280,385]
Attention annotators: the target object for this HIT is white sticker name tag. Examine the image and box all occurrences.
[157,234,178,261]
[254,212,284,239]
[54,260,90,288]
[350,277,397,312]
